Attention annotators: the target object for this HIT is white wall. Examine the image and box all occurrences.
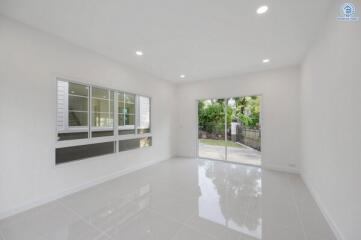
[300,1,361,239]
[175,66,301,173]
[0,16,176,218]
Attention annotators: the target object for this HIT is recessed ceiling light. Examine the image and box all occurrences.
[262,58,270,63]
[180,74,186,78]
[135,50,143,56]
[257,5,268,14]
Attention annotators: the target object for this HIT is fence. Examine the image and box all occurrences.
[198,122,261,151]
[235,125,261,151]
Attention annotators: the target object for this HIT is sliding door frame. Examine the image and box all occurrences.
[196,94,263,167]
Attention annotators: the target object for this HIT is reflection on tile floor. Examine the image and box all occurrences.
[0,158,336,240]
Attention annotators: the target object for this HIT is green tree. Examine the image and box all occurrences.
[198,100,226,134]
[233,96,260,128]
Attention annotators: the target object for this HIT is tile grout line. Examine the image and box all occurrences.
[0,229,5,240]
[1,159,316,240]
[241,186,262,239]
[58,187,193,240]
[66,164,260,240]
[145,190,198,226]
[127,206,189,240]
[173,172,260,240]
[169,223,186,240]
[288,174,309,240]
[147,200,220,240]
[55,200,114,240]
[147,206,192,226]
[170,223,218,240]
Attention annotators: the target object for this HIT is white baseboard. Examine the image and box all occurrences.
[262,164,299,174]
[0,157,170,220]
[301,174,344,240]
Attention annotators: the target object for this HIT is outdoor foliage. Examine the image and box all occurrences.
[198,96,260,134]
[231,96,260,128]
[198,99,229,134]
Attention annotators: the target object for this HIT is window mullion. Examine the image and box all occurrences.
[114,91,118,152]
[135,95,139,135]
[89,84,92,139]
[65,82,69,130]
[123,93,126,126]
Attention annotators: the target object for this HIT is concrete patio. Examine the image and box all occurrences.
[198,141,261,166]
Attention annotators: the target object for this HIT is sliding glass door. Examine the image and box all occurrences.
[198,99,226,160]
[198,96,261,166]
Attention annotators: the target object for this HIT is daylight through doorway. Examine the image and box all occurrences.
[198,96,261,166]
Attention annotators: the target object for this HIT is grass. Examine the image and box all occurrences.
[199,139,245,148]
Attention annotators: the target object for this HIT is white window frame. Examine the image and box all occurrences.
[117,91,137,132]
[55,78,152,151]
[90,85,115,132]
[136,95,152,133]
[57,81,90,133]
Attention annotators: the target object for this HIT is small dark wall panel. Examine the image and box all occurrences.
[118,129,136,135]
[118,138,139,151]
[137,128,151,134]
[119,137,152,152]
[58,132,88,141]
[91,131,114,138]
[56,141,115,164]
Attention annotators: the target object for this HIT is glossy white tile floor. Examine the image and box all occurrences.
[0,158,336,240]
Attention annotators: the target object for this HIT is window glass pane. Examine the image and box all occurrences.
[138,96,150,130]
[92,113,114,127]
[92,87,109,99]
[118,92,124,102]
[69,82,89,97]
[118,103,124,114]
[118,92,124,113]
[118,114,124,126]
[92,99,109,112]
[69,111,88,126]
[125,114,135,125]
[57,80,89,141]
[125,93,135,103]
[119,109,135,135]
[118,92,135,129]
[125,103,135,114]
[91,87,114,132]
[69,95,88,111]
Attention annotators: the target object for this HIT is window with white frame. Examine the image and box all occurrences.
[57,80,89,140]
[56,78,152,164]
[137,96,151,134]
[118,92,136,135]
[91,86,114,137]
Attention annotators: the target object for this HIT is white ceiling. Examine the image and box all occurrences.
[0,0,332,83]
